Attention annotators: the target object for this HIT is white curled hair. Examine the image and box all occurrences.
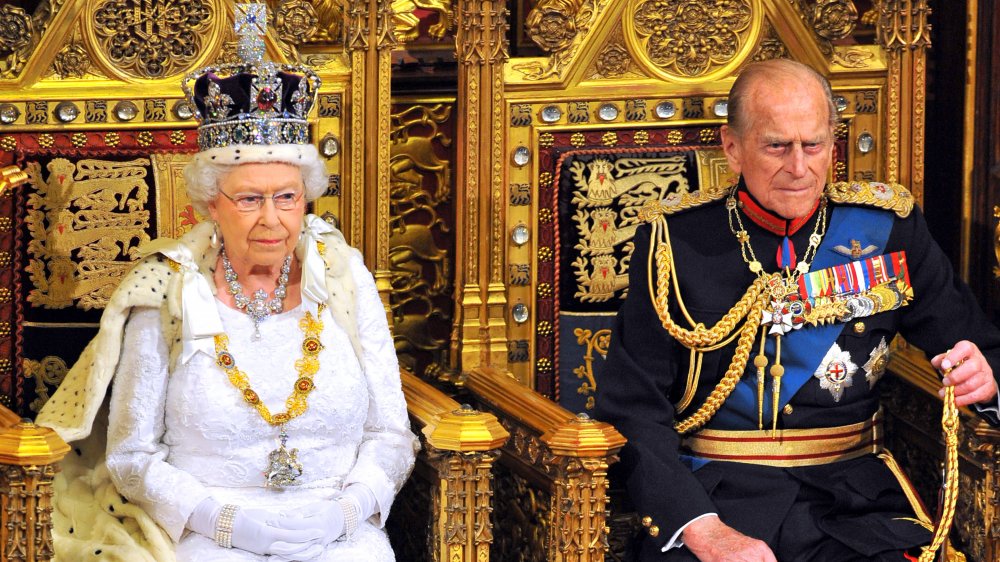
[182,143,328,217]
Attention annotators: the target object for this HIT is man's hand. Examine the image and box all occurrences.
[931,340,998,407]
[682,515,777,562]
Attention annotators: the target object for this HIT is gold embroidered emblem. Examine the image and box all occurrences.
[832,239,878,260]
[826,181,914,218]
[572,327,611,410]
[23,355,70,413]
[25,158,152,309]
[569,155,730,302]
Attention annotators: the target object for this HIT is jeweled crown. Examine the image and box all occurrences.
[181,3,320,151]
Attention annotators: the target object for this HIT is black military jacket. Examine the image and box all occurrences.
[595,184,1000,560]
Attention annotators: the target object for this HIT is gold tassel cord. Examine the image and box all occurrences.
[649,218,766,349]
[754,327,768,430]
[674,302,763,435]
[647,216,770,435]
[770,335,784,436]
[918,376,960,562]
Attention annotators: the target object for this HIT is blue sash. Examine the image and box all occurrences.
[707,205,894,429]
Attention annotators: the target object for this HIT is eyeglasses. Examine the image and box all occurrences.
[219,190,303,212]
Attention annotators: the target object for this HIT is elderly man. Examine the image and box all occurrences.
[595,58,1000,562]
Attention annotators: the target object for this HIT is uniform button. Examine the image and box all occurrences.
[641,516,652,527]
[783,404,793,415]
[853,322,865,334]
[649,525,660,537]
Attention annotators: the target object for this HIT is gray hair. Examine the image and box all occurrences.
[727,59,839,135]
[182,145,328,217]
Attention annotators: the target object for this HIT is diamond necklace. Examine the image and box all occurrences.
[220,244,292,339]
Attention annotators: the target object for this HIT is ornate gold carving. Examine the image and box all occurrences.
[310,0,344,43]
[23,356,69,415]
[794,0,858,41]
[0,4,35,79]
[911,43,927,200]
[393,0,454,42]
[346,0,371,51]
[546,455,615,561]
[1,464,59,561]
[753,21,789,61]
[878,0,932,51]
[389,104,454,376]
[275,0,320,45]
[89,0,217,79]
[512,0,607,80]
[573,328,610,410]
[833,47,876,69]
[51,41,91,79]
[376,0,398,49]
[492,462,551,561]
[592,28,633,78]
[526,0,579,52]
[24,158,152,310]
[624,0,762,83]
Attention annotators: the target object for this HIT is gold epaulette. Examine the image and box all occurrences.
[638,183,731,223]
[825,181,914,218]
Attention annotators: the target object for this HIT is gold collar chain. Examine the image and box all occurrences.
[725,188,828,284]
[726,189,829,434]
[214,304,326,487]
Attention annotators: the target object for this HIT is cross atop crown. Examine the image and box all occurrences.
[235,3,267,65]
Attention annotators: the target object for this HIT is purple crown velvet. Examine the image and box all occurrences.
[182,62,321,151]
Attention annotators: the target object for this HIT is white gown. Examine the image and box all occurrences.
[105,256,416,561]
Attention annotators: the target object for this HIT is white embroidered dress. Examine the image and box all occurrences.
[105,232,415,561]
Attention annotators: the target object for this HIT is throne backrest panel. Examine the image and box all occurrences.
[494,0,911,407]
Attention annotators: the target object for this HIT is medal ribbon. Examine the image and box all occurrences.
[709,205,895,431]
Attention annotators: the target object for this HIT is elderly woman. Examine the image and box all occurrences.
[37,40,416,562]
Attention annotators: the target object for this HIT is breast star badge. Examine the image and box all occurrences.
[814,343,857,402]
[863,337,890,389]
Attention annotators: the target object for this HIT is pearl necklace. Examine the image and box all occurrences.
[220,245,292,339]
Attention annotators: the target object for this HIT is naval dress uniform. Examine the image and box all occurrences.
[595,180,1000,561]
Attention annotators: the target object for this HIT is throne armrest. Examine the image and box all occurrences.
[0,404,70,562]
[397,369,509,562]
[466,366,626,561]
[886,343,1000,561]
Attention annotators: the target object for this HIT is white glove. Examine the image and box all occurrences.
[188,498,325,558]
[281,484,377,545]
